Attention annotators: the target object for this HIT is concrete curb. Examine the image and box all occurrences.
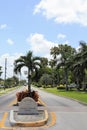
[56,94,87,106]
[38,98,46,106]
[10,109,48,127]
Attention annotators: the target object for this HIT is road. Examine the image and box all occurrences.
[0,86,87,130]
[35,87,87,130]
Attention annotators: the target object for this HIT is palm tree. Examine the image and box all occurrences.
[50,46,59,59]
[40,57,48,67]
[65,41,87,90]
[14,51,41,94]
[72,41,87,90]
[50,44,76,90]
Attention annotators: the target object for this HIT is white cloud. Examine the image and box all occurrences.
[6,38,14,45]
[34,0,87,26]
[0,24,7,30]
[57,33,66,39]
[26,33,58,59]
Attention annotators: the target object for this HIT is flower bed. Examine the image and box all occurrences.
[16,90,39,102]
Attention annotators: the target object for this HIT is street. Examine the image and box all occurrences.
[0,86,87,130]
[35,87,87,130]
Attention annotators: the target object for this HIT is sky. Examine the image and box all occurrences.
[0,0,87,79]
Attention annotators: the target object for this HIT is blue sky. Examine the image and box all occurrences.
[0,0,87,79]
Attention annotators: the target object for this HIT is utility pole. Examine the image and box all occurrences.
[4,58,7,90]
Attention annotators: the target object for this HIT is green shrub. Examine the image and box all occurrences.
[37,83,42,88]
[47,85,52,88]
[57,84,66,89]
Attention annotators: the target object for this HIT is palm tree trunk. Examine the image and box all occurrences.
[28,69,31,95]
[65,68,69,91]
[28,80,31,92]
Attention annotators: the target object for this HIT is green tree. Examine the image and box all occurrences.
[33,57,51,83]
[50,46,59,59]
[40,57,48,67]
[64,41,87,90]
[14,51,41,94]
[71,41,87,90]
[50,44,76,90]
[0,66,2,78]
[40,74,53,87]
[5,76,20,88]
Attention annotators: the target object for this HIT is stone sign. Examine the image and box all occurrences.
[18,97,38,115]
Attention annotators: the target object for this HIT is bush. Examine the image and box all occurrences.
[43,85,46,88]
[57,84,66,89]
[42,84,52,88]
[16,90,39,102]
[47,85,52,88]
[36,83,42,88]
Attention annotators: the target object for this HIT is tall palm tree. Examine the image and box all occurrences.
[14,51,41,94]
[50,46,59,59]
[72,41,87,90]
[50,44,76,90]
[65,41,87,90]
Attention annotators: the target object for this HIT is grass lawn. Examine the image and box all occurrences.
[42,87,87,104]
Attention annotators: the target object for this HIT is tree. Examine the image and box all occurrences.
[0,66,2,78]
[50,44,76,90]
[32,57,51,83]
[64,41,87,90]
[14,51,41,94]
[71,41,87,90]
[40,57,48,67]
[5,76,19,88]
[50,46,59,59]
[40,74,53,86]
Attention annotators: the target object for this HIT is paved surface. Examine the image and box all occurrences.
[0,86,87,130]
[34,87,87,130]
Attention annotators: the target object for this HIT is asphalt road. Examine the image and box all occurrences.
[0,86,87,130]
[34,87,87,130]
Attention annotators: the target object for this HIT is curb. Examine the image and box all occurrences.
[42,89,87,106]
[57,94,87,106]
[38,98,46,106]
[10,109,48,127]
